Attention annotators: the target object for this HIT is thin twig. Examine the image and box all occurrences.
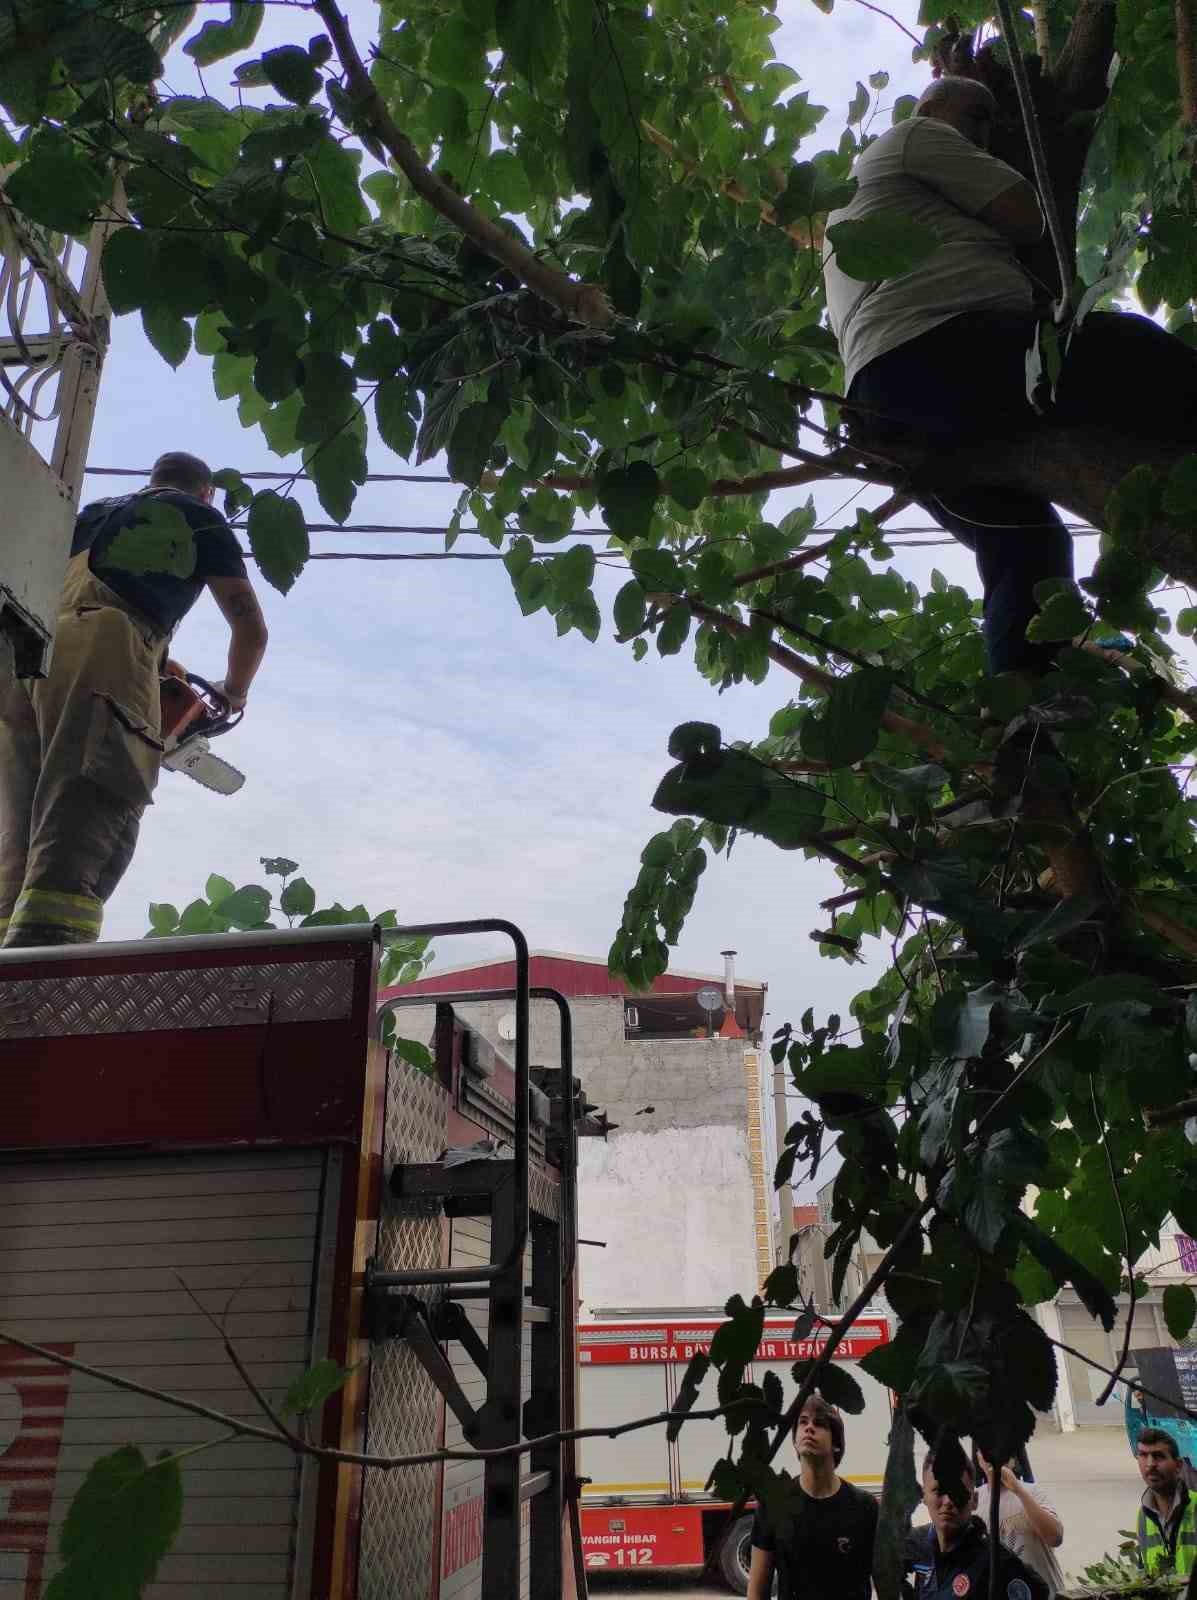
[0,1329,769,1472]
[171,1271,298,1442]
[1090,1077,1134,1407]
[846,0,923,46]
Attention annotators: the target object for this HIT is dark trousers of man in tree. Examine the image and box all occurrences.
[848,307,1197,675]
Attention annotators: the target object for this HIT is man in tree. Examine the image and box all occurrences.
[1135,1428,1196,1578]
[905,1450,1050,1600]
[824,74,1197,676]
[747,1395,878,1600]
[0,451,268,946]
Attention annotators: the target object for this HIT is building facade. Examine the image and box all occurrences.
[384,950,775,1313]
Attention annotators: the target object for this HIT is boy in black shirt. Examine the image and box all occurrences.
[748,1395,879,1600]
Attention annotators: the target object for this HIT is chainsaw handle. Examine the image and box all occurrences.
[182,672,244,737]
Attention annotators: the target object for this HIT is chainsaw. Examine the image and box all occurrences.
[159,671,245,796]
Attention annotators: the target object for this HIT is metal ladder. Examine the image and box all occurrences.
[366,919,583,1597]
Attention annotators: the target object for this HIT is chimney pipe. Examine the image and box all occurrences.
[720,949,736,1011]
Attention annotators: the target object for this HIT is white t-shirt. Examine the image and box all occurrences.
[823,117,1037,389]
[975,1481,1066,1597]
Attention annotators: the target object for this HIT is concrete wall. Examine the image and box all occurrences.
[395,994,750,1133]
[394,994,760,1310]
[576,1125,758,1313]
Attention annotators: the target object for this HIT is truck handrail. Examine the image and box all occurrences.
[371,920,531,1287]
[374,981,577,1283]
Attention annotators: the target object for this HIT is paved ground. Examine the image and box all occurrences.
[587,1426,1137,1598]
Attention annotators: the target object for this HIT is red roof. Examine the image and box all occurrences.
[381,950,766,1030]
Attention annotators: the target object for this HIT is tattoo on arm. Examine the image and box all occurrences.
[229,591,259,621]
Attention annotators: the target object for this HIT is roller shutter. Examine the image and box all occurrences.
[0,1147,330,1600]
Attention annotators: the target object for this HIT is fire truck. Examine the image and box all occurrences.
[0,917,595,1599]
[578,1313,893,1593]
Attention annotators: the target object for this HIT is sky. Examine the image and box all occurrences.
[29,0,1171,1190]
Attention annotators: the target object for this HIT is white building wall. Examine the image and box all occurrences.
[576,1124,758,1314]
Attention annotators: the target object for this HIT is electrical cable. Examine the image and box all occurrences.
[990,0,1075,321]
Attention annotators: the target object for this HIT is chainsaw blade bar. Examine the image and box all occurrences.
[162,737,245,795]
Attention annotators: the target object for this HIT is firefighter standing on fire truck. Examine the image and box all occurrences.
[0,451,267,947]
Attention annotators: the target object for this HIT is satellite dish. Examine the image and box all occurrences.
[497,1011,517,1042]
[696,986,723,1013]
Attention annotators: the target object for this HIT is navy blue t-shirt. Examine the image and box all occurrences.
[72,488,246,632]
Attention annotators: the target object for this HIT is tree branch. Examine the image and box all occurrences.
[685,596,949,762]
[311,0,612,325]
[1179,0,1197,128]
[1143,1094,1197,1129]
[0,1328,776,1473]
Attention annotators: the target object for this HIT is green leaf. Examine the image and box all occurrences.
[1012,893,1100,952]
[376,379,417,458]
[281,1357,355,1418]
[5,131,107,235]
[1015,1218,1116,1330]
[1163,454,1197,518]
[261,856,300,877]
[792,1356,865,1414]
[106,502,197,579]
[448,401,506,487]
[303,137,369,234]
[280,877,316,917]
[261,44,321,104]
[247,492,309,595]
[147,902,179,935]
[102,229,159,315]
[554,543,596,602]
[1025,586,1091,643]
[613,580,647,638]
[667,1351,711,1441]
[597,462,660,540]
[801,668,892,766]
[656,602,691,656]
[1162,1283,1197,1341]
[142,304,192,370]
[179,898,218,934]
[205,874,235,907]
[393,1036,436,1075]
[825,215,939,280]
[45,1445,182,1600]
[497,0,561,85]
[664,466,709,511]
[211,885,272,929]
[184,1,264,65]
[1105,464,1161,541]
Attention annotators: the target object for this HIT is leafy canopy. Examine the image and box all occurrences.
[6,0,1197,1585]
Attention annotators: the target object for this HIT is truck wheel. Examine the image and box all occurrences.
[716,1513,756,1595]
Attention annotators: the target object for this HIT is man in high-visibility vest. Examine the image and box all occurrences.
[1136,1428,1196,1577]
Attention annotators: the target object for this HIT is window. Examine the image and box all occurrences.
[623,994,721,1041]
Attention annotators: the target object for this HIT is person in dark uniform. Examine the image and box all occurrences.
[906,1450,1050,1600]
[747,1395,879,1600]
[0,451,267,946]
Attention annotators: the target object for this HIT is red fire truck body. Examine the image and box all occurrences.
[0,922,587,1600]
[578,1314,892,1592]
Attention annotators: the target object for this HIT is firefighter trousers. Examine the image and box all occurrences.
[0,553,167,947]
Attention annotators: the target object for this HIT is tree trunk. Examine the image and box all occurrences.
[881,426,1197,587]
